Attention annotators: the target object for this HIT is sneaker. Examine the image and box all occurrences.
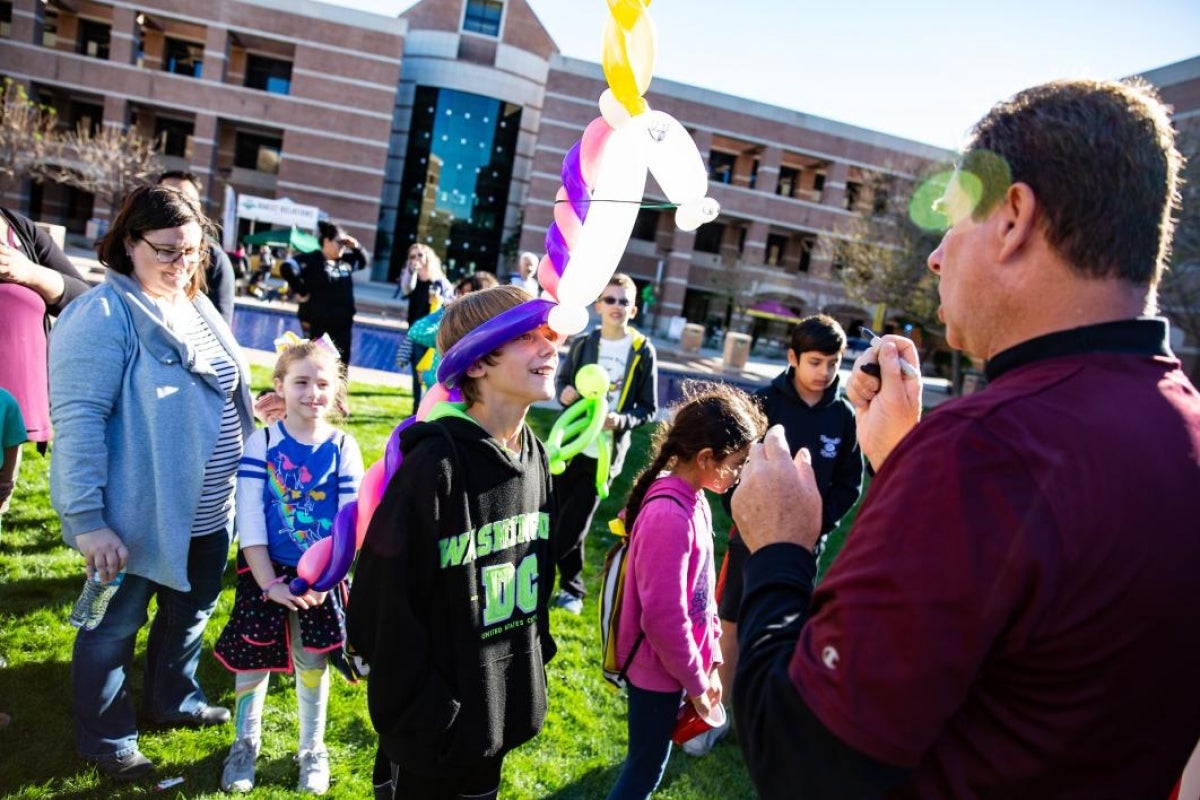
[93,748,155,781]
[553,590,583,615]
[680,715,730,757]
[220,737,260,793]
[297,747,331,795]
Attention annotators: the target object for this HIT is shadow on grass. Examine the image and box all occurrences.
[542,762,624,799]
[0,573,79,615]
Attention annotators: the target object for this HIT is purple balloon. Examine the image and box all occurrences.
[560,142,590,223]
[545,224,571,276]
[310,501,359,592]
[383,416,416,484]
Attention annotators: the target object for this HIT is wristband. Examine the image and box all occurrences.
[261,575,287,598]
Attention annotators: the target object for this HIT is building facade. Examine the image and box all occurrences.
[4,0,960,334]
[0,0,403,246]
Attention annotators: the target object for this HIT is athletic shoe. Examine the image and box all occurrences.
[220,737,259,793]
[93,748,155,781]
[681,715,731,757]
[297,747,331,795]
[553,590,583,615]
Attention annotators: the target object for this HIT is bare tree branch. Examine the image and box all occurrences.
[0,77,59,194]
[37,121,162,210]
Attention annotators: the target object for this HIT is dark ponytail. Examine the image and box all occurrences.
[623,381,766,529]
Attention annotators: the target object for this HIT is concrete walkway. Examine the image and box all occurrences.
[64,245,953,408]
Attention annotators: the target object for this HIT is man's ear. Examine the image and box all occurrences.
[997,182,1038,263]
[627,304,638,320]
[466,360,487,379]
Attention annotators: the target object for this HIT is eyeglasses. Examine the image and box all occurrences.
[600,296,631,307]
[140,238,204,265]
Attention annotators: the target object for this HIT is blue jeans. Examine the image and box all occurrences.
[607,684,683,800]
[72,530,229,759]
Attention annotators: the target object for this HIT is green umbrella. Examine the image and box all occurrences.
[242,226,321,253]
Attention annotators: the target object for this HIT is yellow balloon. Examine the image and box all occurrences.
[601,11,655,117]
[606,0,651,30]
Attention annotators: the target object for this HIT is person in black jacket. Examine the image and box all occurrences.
[156,171,236,325]
[550,273,658,615]
[282,221,367,366]
[348,285,559,800]
[686,314,862,757]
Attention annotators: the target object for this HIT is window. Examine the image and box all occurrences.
[708,151,736,185]
[41,6,58,47]
[748,158,759,190]
[69,101,103,136]
[245,55,292,95]
[154,117,193,158]
[0,2,12,39]
[844,181,861,211]
[798,237,815,273]
[766,234,787,267]
[463,0,502,36]
[872,186,889,215]
[693,222,725,254]
[77,19,110,59]
[777,166,798,198]
[163,38,203,77]
[631,208,660,242]
[234,131,282,174]
[812,172,825,201]
[391,86,522,281]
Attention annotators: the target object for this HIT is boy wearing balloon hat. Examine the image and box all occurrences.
[551,273,659,615]
[348,285,560,800]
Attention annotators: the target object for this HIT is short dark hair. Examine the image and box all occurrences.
[97,185,215,299]
[789,314,846,357]
[157,170,202,192]
[964,78,1181,287]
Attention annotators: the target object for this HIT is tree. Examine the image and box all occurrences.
[1159,121,1200,379]
[38,121,163,211]
[825,168,945,336]
[0,77,59,194]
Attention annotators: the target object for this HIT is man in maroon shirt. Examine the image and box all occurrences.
[730,79,1200,799]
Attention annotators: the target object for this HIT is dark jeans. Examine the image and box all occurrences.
[301,317,354,366]
[551,453,605,599]
[387,754,502,799]
[607,684,682,800]
[72,530,229,759]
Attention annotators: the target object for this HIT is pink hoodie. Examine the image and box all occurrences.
[616,474,722,698]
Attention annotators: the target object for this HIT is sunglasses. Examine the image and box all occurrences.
[600,296,631,307]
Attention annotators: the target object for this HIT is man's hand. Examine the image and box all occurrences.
[845,336,922,470]
[731,426,821,554]
[75,527,128,583]
[559,385,579,406]
[603,412,620,430]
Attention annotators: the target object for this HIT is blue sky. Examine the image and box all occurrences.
[323,0,1199,149]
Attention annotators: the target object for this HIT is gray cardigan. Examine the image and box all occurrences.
[49,271,254,591]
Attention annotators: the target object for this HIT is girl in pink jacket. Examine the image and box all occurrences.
[607,382,767,799]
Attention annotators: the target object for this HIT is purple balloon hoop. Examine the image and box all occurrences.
[436,298,555,388]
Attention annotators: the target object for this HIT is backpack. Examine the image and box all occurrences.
[600,494,685,688]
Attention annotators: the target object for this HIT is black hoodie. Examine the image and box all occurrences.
[756,370,863,534]
[347,407,557,774]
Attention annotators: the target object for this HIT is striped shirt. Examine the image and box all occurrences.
[175,302,243,536]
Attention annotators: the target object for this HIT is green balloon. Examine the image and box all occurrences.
[574,364,609,399]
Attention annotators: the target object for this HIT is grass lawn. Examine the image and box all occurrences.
[0,367,855,798]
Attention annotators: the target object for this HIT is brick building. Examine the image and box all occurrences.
[3,0,970,334]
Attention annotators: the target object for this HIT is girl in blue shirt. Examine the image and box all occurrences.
[214,337,363,795]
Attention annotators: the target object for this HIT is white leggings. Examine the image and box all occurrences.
[231,611,329,750]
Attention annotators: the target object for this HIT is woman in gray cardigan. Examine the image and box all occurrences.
[49,186,254,782]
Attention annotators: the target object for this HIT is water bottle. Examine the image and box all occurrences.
[68,571,125,630]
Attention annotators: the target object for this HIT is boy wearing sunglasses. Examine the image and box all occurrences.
[551,273,658,615]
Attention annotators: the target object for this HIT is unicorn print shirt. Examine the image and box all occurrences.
[235,421,364,566]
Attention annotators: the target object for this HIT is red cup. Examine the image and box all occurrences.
[671,701,726,745]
